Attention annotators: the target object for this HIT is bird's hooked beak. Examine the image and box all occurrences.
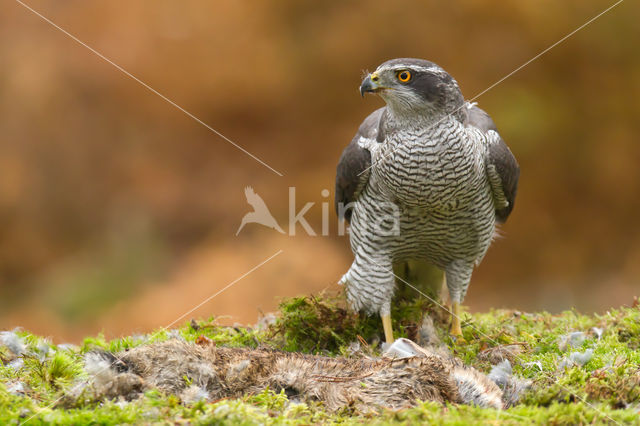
[360,72,382,97]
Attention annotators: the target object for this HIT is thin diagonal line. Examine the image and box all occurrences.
[357,0,624,177]
[19,249,284,425]
[161,249,283,330]
[388,268,621,425]
[14,0,284,177]
[468,0,624,103]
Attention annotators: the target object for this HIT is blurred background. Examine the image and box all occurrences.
[1,0,638,342]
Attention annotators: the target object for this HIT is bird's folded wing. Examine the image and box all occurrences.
[467,104,520,224]
[334,107,386,223]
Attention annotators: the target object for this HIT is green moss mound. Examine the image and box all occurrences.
[271,293,437,354]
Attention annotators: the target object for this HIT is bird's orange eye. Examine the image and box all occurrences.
[397,70,412,82]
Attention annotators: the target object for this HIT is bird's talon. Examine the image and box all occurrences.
[451,334,468,345]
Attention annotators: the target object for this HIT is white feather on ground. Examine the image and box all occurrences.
[0,331,26,356]
[488,360,532,408]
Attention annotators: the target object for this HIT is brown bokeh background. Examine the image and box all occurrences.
[1,1,638,342]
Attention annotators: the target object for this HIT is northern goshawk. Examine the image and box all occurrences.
[335,58,519,343]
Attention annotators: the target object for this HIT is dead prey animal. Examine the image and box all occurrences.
[83,338,503,412]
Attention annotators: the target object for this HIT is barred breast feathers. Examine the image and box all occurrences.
[367,115,491,214]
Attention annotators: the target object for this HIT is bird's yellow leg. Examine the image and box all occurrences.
[450,302,464,337]
[441,272,451,313]
[382,314,394,344]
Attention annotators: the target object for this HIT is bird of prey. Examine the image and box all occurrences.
[236,186,284,235]
[335,58,519,343]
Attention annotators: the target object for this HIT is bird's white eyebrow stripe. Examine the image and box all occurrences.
[376,64,447,74]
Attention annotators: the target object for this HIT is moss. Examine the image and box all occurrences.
[272,292,436,354]
[2,294,640,424]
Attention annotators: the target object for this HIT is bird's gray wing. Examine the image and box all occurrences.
[467,104,520,223]
[335,107,386,223]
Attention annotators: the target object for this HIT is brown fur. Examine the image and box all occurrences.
[84,339,503,412]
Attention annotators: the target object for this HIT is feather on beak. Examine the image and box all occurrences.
[360,73,380,97]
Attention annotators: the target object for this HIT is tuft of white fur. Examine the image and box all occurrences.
[7,381,26,395]
[65,380,89,400]
[524,361,543,371]
[488,360,512,388]
[226,359,251,381]
[57,343,78,352]
[346,340,361,356]
[132,334,148,345]
[417,316,443,348]
[84,352,119,387]
[35,341,51,361]
[0,331,26,356]
[570,348,594,366]
[591,327,604,340]
[181,385,210,404]
[7,358,24,370]
[453,368,503,409]
[114,400,129,409]
[255,313,277,331]
[558,332,586,351]
[166,330,185,341]
[488,360,532,407]
[559,348,594,370]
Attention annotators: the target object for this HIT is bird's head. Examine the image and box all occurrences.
[360,58,464,120]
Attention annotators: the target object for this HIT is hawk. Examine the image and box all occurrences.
[335,58,519,343]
